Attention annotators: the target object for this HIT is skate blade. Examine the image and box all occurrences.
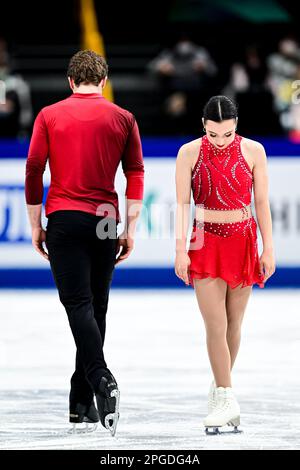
[104,389,120,437]
[205,425,243,435]
[68,423,98,435]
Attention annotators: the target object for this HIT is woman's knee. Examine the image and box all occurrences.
[226,316,243,335]
[205,319,227,339]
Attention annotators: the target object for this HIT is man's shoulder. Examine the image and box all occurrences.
[104,100,135,124]
[39,97,71,116]
[41,96,135,127]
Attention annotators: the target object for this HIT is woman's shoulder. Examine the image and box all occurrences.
[240,136,265,153]
[177,137,202,157]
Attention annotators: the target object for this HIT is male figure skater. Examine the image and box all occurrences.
[25,50,144,436]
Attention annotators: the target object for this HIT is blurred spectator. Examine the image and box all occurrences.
[147,37,217,134]
[266,37,300,133]
[0,38,33,138]
[222,45,281,135]
[223,45,268,100]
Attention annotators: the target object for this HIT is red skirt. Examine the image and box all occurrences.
[187,216,265,289]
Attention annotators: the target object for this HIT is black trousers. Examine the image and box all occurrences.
[45,210,118,403]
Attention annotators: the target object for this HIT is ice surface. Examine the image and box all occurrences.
[0,288,299,450]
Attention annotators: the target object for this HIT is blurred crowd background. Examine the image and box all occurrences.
[1,0,300,139]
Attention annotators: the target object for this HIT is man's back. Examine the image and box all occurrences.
[26,92,144,223]
[25,51,144,437]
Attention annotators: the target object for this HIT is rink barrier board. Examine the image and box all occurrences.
[0,267,298,289]
[1,136,300,158]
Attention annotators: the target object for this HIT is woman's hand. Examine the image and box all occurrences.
[259,248,276,283]
[175,250,191,286]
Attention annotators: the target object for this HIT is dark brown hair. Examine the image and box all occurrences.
[203,95,238,123]
[67,50,108,87]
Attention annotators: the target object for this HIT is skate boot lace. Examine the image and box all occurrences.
[212,392,235,415]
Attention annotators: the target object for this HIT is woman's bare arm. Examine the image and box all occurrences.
[175,144,193,253]
[175,142,197,285]
[252,141,276,281]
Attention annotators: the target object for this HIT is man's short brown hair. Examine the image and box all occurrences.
[67,50,108,87]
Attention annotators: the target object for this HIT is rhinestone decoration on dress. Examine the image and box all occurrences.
[191,133,253,213]
[188,133,265,289]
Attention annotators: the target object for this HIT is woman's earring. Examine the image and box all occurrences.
[203,127,206,133]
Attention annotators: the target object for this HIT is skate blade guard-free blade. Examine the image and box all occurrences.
[104,388,120,437]
[205,417,243,435]
[205,425,243,435]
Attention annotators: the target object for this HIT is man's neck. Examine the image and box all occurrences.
[73,85,102,94]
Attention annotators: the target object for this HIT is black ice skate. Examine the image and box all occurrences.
[95,372,120,437]
[69,399,99,434]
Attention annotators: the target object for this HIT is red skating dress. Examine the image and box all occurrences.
[188,133,265,289]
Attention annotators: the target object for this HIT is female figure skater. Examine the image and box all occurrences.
[175,95,275,434]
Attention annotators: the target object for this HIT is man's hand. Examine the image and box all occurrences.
[115,232,134,265]
[32,227,49,261]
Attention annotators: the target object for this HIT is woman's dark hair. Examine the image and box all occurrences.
[203,95,238,123]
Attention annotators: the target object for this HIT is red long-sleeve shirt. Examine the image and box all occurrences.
[25,92,144,223]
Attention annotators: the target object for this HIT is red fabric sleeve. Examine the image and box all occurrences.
[122,118,144,200]
[25,110,49,204]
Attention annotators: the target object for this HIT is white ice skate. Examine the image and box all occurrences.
[204,386,242,435]
[208,380,216,414]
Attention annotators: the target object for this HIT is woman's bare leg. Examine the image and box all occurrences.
[194,277,231,387]
[225,283,252,369]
